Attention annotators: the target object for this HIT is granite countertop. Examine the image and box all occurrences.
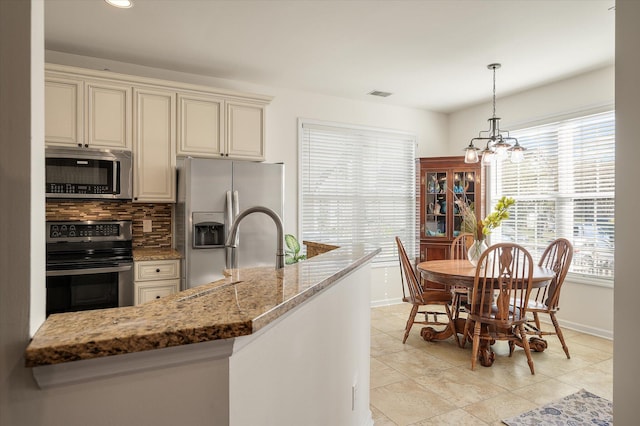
[25,244,380,368]
[133,247,182,261]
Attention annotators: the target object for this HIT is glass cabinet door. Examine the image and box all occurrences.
[424,171,448,237]
[452,170,478,236]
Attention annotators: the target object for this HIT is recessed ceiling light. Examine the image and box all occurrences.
[105,0,133,8]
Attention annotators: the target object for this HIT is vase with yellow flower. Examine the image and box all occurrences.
[455,195,516,266]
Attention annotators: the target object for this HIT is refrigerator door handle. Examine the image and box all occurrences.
[232,190,240,245]
[225,190,233,230]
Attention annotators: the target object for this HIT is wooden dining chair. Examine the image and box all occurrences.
[396,237,459,346]
[462,243,536,374]
[523,238,574,358]
[450,233,474,319]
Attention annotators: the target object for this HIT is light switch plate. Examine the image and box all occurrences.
[143,219,152,233]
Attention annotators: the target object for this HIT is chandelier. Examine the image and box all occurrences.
[464,63,526,164]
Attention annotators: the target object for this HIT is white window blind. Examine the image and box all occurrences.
[489,110,615,280]
[300,120,416,265]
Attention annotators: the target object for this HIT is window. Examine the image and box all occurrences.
[299,120,416,265]
[488,110,615,281]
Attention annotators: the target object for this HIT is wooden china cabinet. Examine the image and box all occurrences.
[417,156,484,264]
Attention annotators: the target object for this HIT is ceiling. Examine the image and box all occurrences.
[44,0,615,114]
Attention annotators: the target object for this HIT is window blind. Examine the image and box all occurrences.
[489,110,615,280]
[300,121,416,264]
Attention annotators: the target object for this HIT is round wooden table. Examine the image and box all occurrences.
[417,259,556,366]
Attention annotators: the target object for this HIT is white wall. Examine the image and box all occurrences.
[447,65,615,338]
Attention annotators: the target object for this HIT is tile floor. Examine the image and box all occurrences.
[369,304,613,426]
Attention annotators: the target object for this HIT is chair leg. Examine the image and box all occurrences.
[550,312,570,359]
[470,321,481,371]
[403,304,419,344]
[533,312,541,332]
[518,324,535,375]
[444,303,461,347]
[461,318,471,348]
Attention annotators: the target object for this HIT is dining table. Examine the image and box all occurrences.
[417,258,556,366]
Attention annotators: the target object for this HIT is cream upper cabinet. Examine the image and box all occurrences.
[45,76,83,147]
[45,74,132,150]
[225,100,265,161]
[133,87,176,202]
[177,93,224,157]
[85,80,132,150]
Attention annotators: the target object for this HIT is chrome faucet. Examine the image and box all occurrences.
[225,206,285,270]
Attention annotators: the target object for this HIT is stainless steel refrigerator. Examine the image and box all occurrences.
[176,157,284,289]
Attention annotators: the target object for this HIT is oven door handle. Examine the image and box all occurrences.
[46,264,133,277]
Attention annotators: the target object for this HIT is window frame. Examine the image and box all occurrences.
[487,107,615,286]
[297,118,417,267]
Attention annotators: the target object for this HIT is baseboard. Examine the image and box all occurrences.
[370,297,402,308]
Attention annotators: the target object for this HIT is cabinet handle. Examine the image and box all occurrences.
[156,268,160,273]
[155,295,161,299]
[77,143,82,147]
[225,153,229,157]
[220,153,224,157]
[84,144,89,148]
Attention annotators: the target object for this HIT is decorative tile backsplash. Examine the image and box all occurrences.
[46,201,173,248]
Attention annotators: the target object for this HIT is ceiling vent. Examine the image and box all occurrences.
[368,90,393,97]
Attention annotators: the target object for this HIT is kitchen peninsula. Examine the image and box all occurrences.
[25,244,379,426]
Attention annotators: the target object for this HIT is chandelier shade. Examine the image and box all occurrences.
[464,63,525,164]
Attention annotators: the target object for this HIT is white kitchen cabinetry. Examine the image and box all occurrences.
[45,74,131,150]
[177,94,266,161]
[134,259,180,305]
[133,87,176,202]
[85,80,132,150]
[45,76,83,147]
[225,100,265,161]
[177,93,224,157]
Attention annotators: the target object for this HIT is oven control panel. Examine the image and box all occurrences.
[46,221,132,242]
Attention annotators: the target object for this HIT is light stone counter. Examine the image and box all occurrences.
[25,244,380,367]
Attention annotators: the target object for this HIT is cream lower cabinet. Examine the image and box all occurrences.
[133,87,176,202]
[134,259,180,305]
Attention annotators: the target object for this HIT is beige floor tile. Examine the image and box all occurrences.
[510,378,581,405]
[377,347,455,377]
[413,367,507,407]
[370,404,398,425]
[462,393,537,423]
[555,365,614,401]
[409,408,488,425]
[370,379,456,426]
[371,357,409,389]
[566,333,613,354]
[369,305,613,424]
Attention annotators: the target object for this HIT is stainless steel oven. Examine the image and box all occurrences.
[45,220,134,316]
[45,147,132,200]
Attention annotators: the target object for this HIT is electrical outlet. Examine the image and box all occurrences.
[143,219,152,233]
[351,383,358,411]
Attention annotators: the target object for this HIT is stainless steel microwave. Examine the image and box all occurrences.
[45,148,132,200]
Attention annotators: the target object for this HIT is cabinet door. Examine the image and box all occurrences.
[452,169,480,237]
[134,279,179,305]
[86,81,132,150]
[177,93,224,157]
[133,88,176,202]
[45,76,83,147]
[421,169,449,239]
[225,100,265,161]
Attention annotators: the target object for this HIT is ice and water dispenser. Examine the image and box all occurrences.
[192,212,225,248]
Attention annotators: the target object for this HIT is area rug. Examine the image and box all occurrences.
[502,389,612,426]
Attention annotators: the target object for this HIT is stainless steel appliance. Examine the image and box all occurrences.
[45,220,134,316]
[45,147,132,199]
[176,157,284,289]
